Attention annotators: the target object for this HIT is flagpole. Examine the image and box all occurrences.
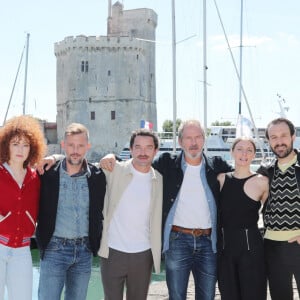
[203,0,208,153]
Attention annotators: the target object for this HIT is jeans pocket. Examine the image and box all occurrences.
[46,238,63,251]
[169,231,180,241]
[84,240,92,252]
[205,235,212,242]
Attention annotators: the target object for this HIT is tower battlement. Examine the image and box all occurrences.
[54,35,146,56]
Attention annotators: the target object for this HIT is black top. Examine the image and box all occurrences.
[220,173,261,229]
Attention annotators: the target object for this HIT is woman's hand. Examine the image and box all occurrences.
[288,235,300,244]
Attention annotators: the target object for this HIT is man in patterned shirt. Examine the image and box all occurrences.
[262,118,300,300]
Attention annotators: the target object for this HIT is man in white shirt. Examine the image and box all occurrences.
[99,129,163,300]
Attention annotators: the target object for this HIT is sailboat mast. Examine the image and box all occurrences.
[22,33,30,115]
[203,0,208,137]
[213,0,265,158]
[171,0,177,152]
[238,0,243,116]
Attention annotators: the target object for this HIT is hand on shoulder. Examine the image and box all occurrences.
[99,154,116,172]
[254,173,269,202]
[217,172,226,190]
[36,155,57,175]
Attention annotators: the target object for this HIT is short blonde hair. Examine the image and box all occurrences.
[64,123,89,141]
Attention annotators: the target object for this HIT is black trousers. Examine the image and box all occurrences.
[264,239,300,300]
[218,228,266,300]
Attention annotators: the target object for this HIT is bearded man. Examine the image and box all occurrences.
[262,118,300,300]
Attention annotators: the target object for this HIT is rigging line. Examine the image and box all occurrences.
[212,0,265,158]
[3,43,26,126]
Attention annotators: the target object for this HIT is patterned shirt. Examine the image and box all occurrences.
[264,164,300,231]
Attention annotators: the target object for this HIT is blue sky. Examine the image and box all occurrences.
[1,0,300,130]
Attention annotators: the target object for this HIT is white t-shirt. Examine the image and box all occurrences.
[173,163,212,228]
[108,164,152,253]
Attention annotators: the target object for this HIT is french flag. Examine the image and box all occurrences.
[140,120,153,130]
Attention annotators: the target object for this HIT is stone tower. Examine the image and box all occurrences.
[54,1,157,160]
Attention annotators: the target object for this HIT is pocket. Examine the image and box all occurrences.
[84,240,92,252]
[169,231,180,241]
[25,211,36,228]
[0,212,13,233]
[0,211,11,223]
[46,238,63,251]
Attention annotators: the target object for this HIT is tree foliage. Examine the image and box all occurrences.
[162,119,182,132]
[210,120,233,126]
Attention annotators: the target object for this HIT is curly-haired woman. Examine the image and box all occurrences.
[0,115,46,300]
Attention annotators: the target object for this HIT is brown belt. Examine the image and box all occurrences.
[172,225,212,237]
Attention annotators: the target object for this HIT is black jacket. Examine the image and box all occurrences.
[152,151,233,228]
[36,160,106,257]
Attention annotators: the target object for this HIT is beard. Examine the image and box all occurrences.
[270,141,294,159]
[183,148,202,160]
[67,156,83,166]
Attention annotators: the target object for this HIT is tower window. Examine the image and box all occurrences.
[111,111,116,120]
[81,61,89,72]
[91,111,95,120]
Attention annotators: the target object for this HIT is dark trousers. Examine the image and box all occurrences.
[264,239,300,300]
[218,228,266,300]
[100,248,153,300]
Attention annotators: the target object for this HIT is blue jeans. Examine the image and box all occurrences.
[165,231,217,300]
[38,236,92,300]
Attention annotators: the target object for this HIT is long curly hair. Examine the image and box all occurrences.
[0,115,47,168]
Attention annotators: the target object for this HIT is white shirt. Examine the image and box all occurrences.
[173,163,212,228]
[108,164,152,253]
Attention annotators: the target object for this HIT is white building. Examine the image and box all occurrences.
[54,1,157,160]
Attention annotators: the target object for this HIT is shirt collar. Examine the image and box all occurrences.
[61,158,91,177]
